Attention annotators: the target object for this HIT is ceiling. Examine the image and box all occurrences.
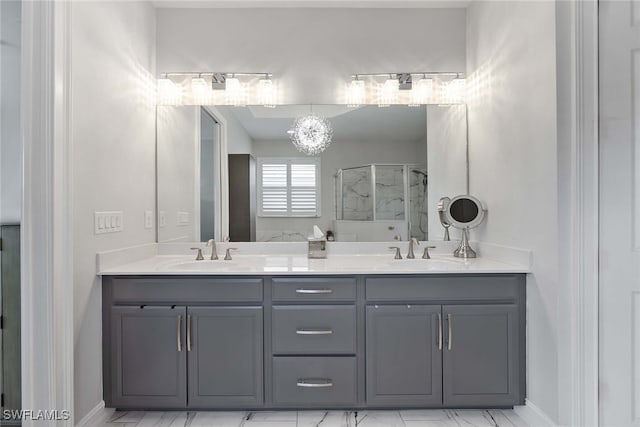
[220,105,427,142]
[152,0,469,8]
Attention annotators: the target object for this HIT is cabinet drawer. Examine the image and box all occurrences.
[272,357,357,406]
[272,306,356,355]
[109,277,263,303]
[272,277,356,302]
[366,275,522,302]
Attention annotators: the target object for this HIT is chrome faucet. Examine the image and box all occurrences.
[190,247,204,261]
[389,246,403,259]
[206,239,219,260]
[407,238,420,259]
[422,246,437,259]
[224,248,238,261]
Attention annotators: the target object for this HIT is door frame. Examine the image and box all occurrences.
[21,1,74,426]
[555,0,599,426]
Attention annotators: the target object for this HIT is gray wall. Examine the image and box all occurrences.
[72,1,157,421]
[0,1,21,224]
[156,8,466,105]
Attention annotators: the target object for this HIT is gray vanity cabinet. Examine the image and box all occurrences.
[365,305,442,407]
[187,306,263,408]
[110,306,187,408]
[442,304,520,407]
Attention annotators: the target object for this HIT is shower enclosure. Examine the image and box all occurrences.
[335,164,428,240]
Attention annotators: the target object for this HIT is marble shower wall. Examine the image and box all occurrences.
[409,168,428,240]
[375,165,405,220]
[341,167,374,220]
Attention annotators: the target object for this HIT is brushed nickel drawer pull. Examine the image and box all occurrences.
[177,315,182,352]
[447,313,453,351]
[437,312,443,351]
[296,379,334,388]
[295,288,333,294]
[187,315,192,352]
[296,329,333,335]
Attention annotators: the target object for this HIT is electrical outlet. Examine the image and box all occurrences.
[94,211,124,234]
[159,211,166,228]
[144,211,153,229]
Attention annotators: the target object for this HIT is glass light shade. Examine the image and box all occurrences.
[157,78,183,106]
[257,78,277,108]
[409,77,433,106]
[442,78,466,104]
[190,77,211,104]
[289,115,333,155]
[225,77,247,106]
[346,79,366,107]
[378,78,399,107]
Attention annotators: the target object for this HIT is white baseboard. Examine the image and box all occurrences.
[75,401,113,427]
[514,399,558,427]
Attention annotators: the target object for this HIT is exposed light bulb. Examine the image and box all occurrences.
[225,77,247,106]
[157,78,183,106]
[378,78,399,107]
[346,79,366,107]
[409,77,433,107]
[442,78,466,104]
[191,77,211,104]
[257,78,277,108]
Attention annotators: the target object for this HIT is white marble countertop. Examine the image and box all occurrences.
[97,253,529,276]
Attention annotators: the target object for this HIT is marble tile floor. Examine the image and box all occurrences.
[101,409,528,427]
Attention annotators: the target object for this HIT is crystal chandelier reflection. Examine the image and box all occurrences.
[288,114,333,155]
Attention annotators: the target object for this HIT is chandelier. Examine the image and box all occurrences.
[288,114,333,155]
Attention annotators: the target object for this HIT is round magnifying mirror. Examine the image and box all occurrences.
[446,195,485,230]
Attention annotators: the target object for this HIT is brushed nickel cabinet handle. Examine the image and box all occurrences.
[187,315,192,352]
[447,313,452,351]
[295,288,333,294]
[177,315,182,352]
[296,329,333,335]
[437,312,443,351]
[296,379,334,388]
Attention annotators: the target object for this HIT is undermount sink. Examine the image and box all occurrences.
[160,260,240,272]
[381,257,468,270]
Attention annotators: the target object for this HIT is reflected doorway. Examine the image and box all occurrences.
[199,108,220,242]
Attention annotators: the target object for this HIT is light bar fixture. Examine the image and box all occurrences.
[257,75,277,108]
[157,77,183,106]
[156,72,279,106]
[346,77,366,107]
[378,76,400,107]
[344,72,466,106]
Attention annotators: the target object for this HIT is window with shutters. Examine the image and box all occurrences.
[257,158,321,217]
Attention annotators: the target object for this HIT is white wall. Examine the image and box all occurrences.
[71,1,156,421]
[466,1,559,423]
[156,8,466,105]
[0,0,21,224]
[224,108,254,155]
[252,138,424,241]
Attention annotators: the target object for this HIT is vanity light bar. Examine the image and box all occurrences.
[347,72,466,106]
[157,72,278,106]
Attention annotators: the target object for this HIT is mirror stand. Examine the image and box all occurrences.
[453,228,477,258]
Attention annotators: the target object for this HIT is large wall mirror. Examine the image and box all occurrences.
[156,104,467,243]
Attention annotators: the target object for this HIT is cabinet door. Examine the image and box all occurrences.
[110,306,187,408]
[187,306,263,408]
[366,305,442,407]
[443,304,520,406]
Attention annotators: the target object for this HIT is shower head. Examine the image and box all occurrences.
[411,169,427,178]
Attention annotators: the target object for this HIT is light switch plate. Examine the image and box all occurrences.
[159,211,166,228]
[144,211,153,229]
[94,211,124,234]
[177,211,190,226]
